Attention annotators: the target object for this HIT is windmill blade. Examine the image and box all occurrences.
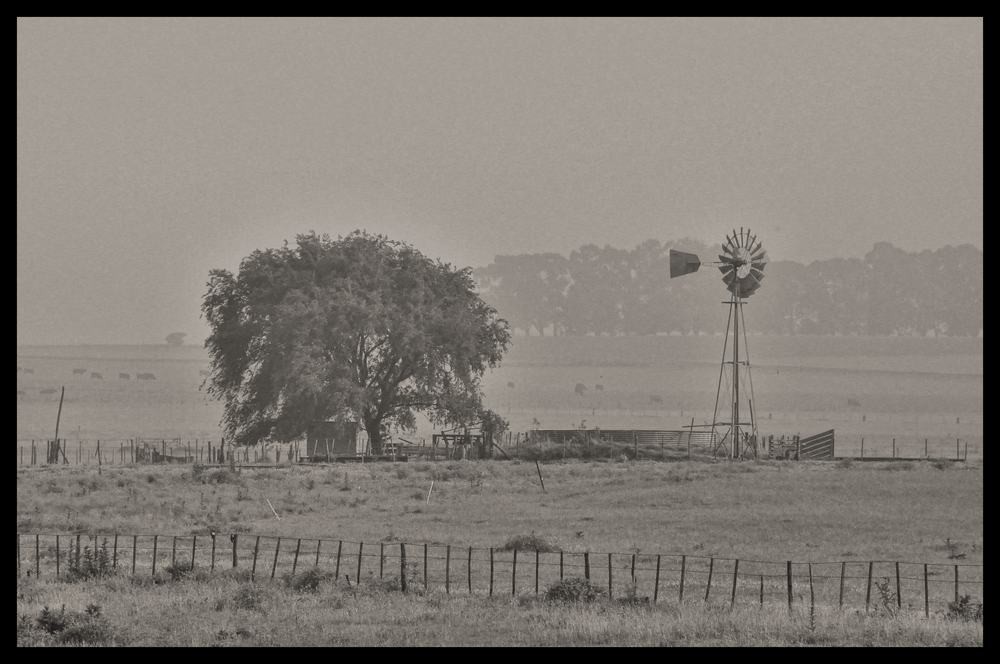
[718,254,739,264]
[749,266,766,281]
[719,263,735,275]
[751,249,768,263]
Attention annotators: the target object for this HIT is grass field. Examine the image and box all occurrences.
[16,459,983,646]
[16,337,984,457]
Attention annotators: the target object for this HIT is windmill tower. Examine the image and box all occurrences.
[669,228,768,459]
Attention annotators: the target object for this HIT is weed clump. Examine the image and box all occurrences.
[544,577,606,603]
[66,539,116,582]
[33,604,118,645]
[231,584,269,613]
[947,595,983,622]
[498,533,560,552]
[284,567,333,593]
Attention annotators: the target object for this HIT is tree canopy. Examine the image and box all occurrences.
[202,230,511,450]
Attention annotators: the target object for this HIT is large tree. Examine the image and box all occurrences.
[202,230,511,452]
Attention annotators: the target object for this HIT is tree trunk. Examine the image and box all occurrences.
[364,415,384,455]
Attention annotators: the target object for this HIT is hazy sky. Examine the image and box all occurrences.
[18,17,982,345]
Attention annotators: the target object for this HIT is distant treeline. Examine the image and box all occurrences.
[473,240,982,337]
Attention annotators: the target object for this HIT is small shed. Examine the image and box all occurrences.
[306,420,359,458]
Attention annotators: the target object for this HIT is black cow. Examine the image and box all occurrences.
[72,368,87,375]
[90,372,104,380]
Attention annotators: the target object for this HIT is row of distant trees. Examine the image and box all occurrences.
[473,240,983,337]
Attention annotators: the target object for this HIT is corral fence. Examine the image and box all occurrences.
[16,431,978,467]
[16,531,983,617]
[16,438,301,468]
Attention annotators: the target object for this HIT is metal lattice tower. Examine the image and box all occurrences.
[669,228,767,459]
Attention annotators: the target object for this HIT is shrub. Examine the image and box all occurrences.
[66,538,116,582]
[284,567,333,593]
[947,595,983,622]
[35,604,117,645]
[544,577,606,603]
[232,584,269,613]
[498,533,560,553]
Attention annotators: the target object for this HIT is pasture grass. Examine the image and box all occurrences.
[16,459,982,564]
[15,572,983,647]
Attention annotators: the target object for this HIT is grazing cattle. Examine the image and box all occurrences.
[136,372,156,380]
[119,373,131,380]
[72,368,87,375]
[90,372,103,380]
[40,388,57,395]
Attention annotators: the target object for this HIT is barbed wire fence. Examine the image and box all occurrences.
[16,531,983,617]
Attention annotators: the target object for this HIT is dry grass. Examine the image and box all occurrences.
[15,573,982,646]
[16,459,983,564]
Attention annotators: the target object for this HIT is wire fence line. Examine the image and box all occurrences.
[16,532,983,615]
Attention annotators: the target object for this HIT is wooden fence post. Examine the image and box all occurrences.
[423,543,428,589]
[896,560,903,609]
[35,534,40,578]
[652,555,661,604]
[231,534,238,568]
[171,536,177,568]
[839,562,846,609]
[584,551,590,581]
[250,535,260,580]
[954,565,959,604]
[356,542,363,585]
[112,533,118,570]
[631,553,636,584]
[191,535,197,571]
[924,563,929,618]
[892,438,895,458]
[152,535,158,576]
[535,550,540,595]
[468,546,473,593]
[379,542,384,579]
[400,543,407,593]
[731,559,740,609]
[925,438,928,458]
[446,545,451,594]
[608,553,613,598]
[787,561,794,611]
[54,535,59,577]
[334,541,342,579]
[705,557,714,601]
[512,548,518,596]
[865,561,874,612]
[679,555,686,602]
[292,539,301,575]
[209,533,216,571]
[808,563,815,614]
[760,575,764,606]
[132,535,137,574]
[489,547,494,596]
[314,539,321,567]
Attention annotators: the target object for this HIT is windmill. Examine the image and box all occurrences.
[669,228,768,459]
